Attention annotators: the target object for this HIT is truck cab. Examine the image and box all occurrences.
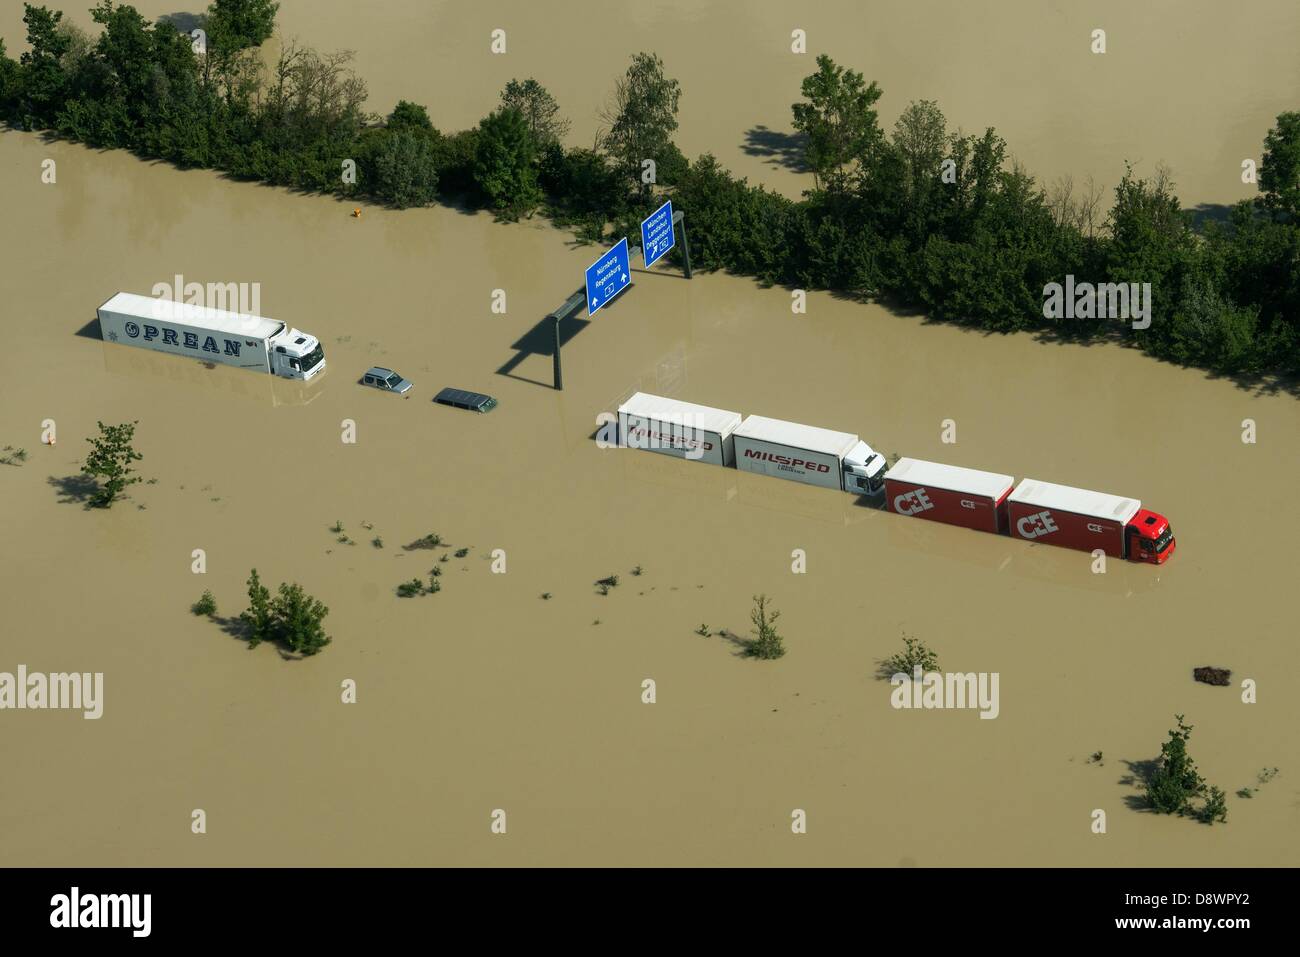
[271,329,325,381]
[1125,509,1176,564]
[842,441,886,496]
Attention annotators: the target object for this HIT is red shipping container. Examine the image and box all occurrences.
[883,458,1014,535]
[1007,478,1140,558]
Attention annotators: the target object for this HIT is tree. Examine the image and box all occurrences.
[240,568,273,647]
[0,38,22,117]
[791,54,883,193]
[17,3,73,126]
[1260,111,1300,219]
[270,582,331,655]
[891,100,948,239]
[387,99,434,134]
[474,106,542,219]
[1145,714,1206,815]
[600,52,681,201]
[747,594,785,659]
[81,420,142,507]
[206,0,278,52]
[500,77,569,146]
[372,129,440,208]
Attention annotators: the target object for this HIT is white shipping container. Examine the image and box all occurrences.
[96,292,325,380]
[733,415,880,492]
[617,392,742,467]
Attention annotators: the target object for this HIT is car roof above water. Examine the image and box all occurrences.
[434,387,495,410]
[366,367,397,377]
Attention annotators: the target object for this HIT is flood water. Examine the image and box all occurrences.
[1,2,1298,867]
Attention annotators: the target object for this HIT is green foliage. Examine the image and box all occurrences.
[1260,111,1300,218]
[370,127,440,208]
[601,51,681,200]
[18,4,73,127]
[595,574,619,595]
[1145,715,1206,816]
[453,547,470,558]
[1198,786,1228,825]
[428,564,442,577]
[542,146,626,239]
[396,578,423,598]
[4,19,1292,383]
[191,590,217,616]
[883,634,939,676]
[0,38,22,118]
[433,128,480,197]
[0,444,27,466]
[81,420,142,507]
[387,99,434,133]
[240,568,273,647]
[500,77,569,145]
[206,0,279,53]
[791,54,884,192]
[270,581,331,655]
[474,107,542,219]
[371,536,383,548]
[695,624,709,637]
[403,532,442,550]
[747,594,785,659]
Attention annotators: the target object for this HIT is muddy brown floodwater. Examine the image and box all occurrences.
[1,2,1298,867]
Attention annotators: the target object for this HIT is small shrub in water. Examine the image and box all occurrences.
[191,590,217,616]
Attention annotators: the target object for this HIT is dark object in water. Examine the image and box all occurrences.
[1193,666,1231,687]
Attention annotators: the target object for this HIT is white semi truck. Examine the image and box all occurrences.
[617,393,886,496]
[733,415,885,494]
[96,292,326,381]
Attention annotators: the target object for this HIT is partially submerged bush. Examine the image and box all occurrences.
[191,590,217,616]
[746,594,785,659]
[883,634,939,676]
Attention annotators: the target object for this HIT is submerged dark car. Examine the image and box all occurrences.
[433,387,497,413]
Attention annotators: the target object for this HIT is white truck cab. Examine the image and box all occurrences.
[842,439,886,495]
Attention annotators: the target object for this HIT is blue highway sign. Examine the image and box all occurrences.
[640,200,676,269]
[585,237,631,316]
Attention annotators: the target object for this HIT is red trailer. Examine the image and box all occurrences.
[883,458,1014,534]
[1007,478,1175,563]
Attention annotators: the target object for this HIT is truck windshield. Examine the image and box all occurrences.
[300,345,324,371]
[1152,526,1174,552]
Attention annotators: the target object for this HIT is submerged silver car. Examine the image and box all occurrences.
[362,367,413,394]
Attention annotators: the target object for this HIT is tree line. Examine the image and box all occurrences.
[2,2,1296,380]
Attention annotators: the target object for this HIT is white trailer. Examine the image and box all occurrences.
[618,392,742,466]
[96,292,326,381]
[732,415,885,494]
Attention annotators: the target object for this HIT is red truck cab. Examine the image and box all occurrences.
[1126,509,1176,564]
